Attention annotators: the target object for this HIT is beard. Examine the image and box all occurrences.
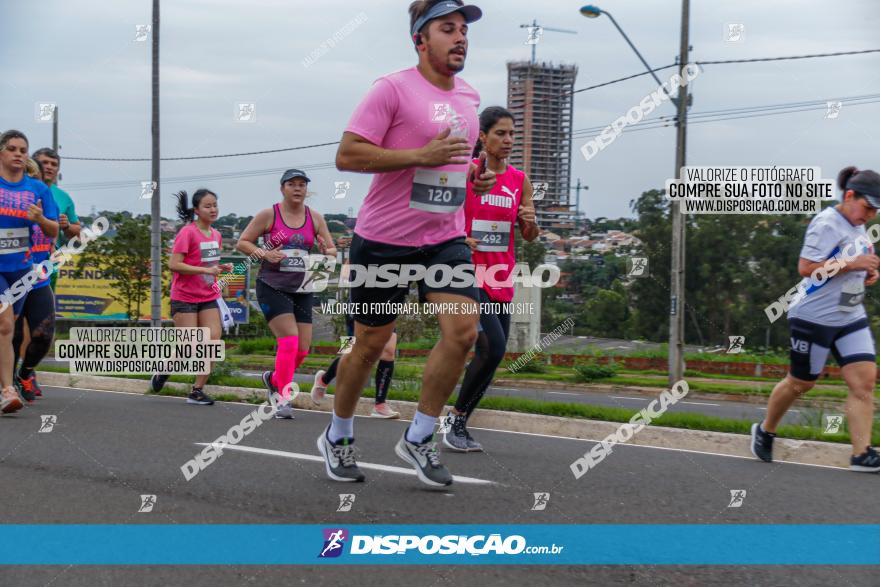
[446,56,465,73]
[427,44,465,74]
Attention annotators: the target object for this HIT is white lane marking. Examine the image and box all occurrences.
[460,428,849,471]
[610,396,646,401]
[680,401,721,406]
[47,386,845,472]
[49,385,163,397]
[195,443,495,486]
[547,391,581,397]
[45,385,386,421]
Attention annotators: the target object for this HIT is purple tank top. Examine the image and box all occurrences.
[258,204,316,292]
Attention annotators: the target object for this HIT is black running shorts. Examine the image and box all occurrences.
[347,234,479,327]
[170,299,219,317]
[256,279,313,324]
[788,317,875,381]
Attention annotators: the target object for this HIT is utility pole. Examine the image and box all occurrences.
[668,0,690,386]
[150,0,161,326]
[52,107,58,153]
[578,4,690,384]
[51,107,59,182]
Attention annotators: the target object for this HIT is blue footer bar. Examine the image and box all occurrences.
[0,525,877,565]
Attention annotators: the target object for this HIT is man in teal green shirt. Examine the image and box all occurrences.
[33,148,81,290]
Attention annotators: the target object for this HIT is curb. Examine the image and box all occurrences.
[226,363,846,408]
[38,371,852,470]
[491,378,846,408]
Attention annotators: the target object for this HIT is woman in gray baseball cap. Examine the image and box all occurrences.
[236,168,337,419]
[752,165,880,472]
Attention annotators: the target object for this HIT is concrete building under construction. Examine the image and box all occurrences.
[506,60,579,232]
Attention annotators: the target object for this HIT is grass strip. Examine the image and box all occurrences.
[40,367,878,446]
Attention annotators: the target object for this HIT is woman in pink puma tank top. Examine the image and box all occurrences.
[236,169,337,418]
[445,106,541,452]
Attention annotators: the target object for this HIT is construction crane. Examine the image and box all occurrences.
[520,19,578,64]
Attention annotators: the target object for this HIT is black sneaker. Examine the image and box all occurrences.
[150,374,170,393]
[316,426,365,482]
[395,429,453,487]
[750,422,775,463]
[850,447,880,473]
[186,388,215,405]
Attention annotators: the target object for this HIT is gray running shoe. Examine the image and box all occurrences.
[396,430,453,487]
[274,401,294,419]
[464,429,483,452]
[262,370,278,405]
[442,412,470,452]
[316,426,365,482]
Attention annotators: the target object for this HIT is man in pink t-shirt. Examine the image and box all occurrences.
[317,0,495,487]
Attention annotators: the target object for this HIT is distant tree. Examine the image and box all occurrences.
[522,240,546,271]
[624,189,673,342]
[588,216,638,233]
[214,213,239,228]
[561,255,624,297]
[580,281,629,338]
[75,215,169,322]
[327,220,348,234]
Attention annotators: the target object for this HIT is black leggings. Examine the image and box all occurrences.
[455,290,511,418]
[322,356,395,404]
[13,285,56,379]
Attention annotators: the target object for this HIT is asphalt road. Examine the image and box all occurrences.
[41,357,814,425]
[1,385,877,585]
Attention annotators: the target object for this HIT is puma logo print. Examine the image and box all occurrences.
[500,186,520,198]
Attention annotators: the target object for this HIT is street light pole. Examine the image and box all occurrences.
[598,12,667,91]
[150,0,161,326]
[580,3,691,385]
[668,0,690,386]
[579,6,678,106]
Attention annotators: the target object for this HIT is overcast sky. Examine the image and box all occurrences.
[2,0,878,223]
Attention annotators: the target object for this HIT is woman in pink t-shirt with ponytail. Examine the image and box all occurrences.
[151,189,232,405]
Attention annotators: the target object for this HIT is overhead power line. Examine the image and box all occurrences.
[62,48,880,163]
[63,93,880,192]
[569,93,880,138]
[695,48,880,65]
[63,141,341,162]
